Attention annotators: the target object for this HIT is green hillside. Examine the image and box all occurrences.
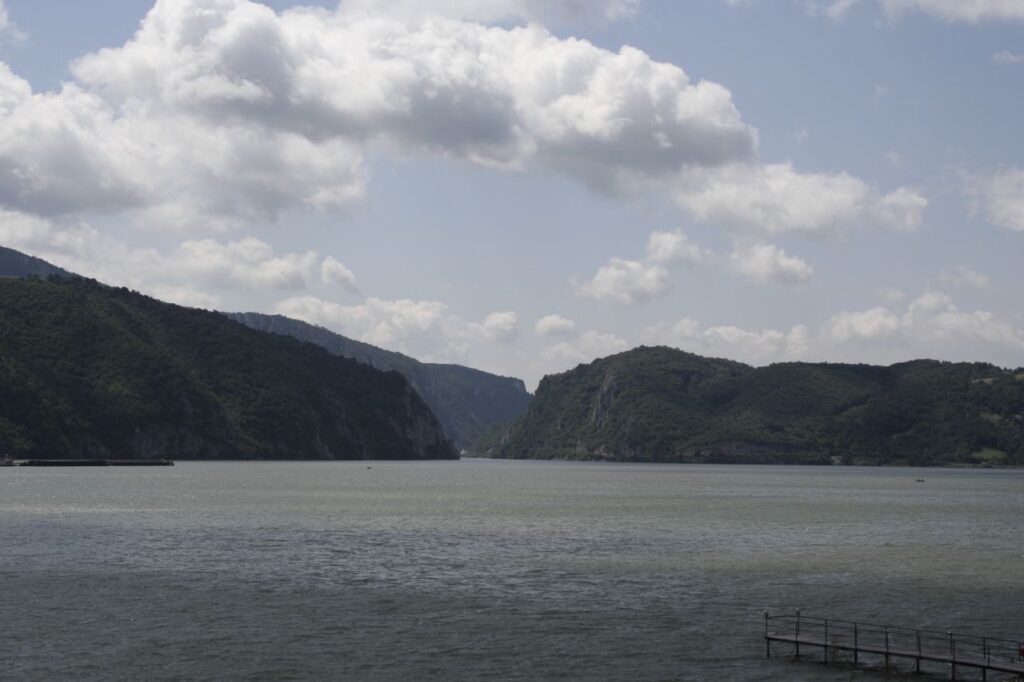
[226,312,532,449]
[477,346,1024,466]
[0,277,456,460]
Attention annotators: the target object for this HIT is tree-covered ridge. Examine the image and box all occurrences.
[226,312,532,449]
[0,277,456,460]
[478,346,1024,466]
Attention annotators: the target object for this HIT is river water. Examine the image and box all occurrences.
[1,460,1021,681]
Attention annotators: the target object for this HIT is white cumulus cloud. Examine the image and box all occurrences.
[541,330,629,367]
[340,0,642,24]
[805,0,863,20]
[535,314,577,337]
[977,168,1024,231]
[646,229,709,265]
[576,257,671,305]
[272,294,523,360]
[644,292,1024,369]
[274,295,450,351]
[472,311,519,342]
[881,0,1024,22]
[728,243,813,285]
[643,317,810,365]
[825,292,1024,358]
[874,187,928,230]
[320,256,359,292]
[174,237,317,290]
[939,266,992,290]
[994,50,1024,63]
[740,0,1024,23]
[675,163,870,234]
[43,0,755,228]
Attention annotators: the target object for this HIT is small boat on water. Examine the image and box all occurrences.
[0,455,15,467]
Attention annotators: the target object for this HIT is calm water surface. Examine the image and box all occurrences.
[1,460,1022,681]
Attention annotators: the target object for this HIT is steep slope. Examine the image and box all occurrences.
[226,312,532,449]
[0,277,456,460]
[482,346,1024,466]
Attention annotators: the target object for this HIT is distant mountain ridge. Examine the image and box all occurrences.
[478,346,1024,466]
[226,313,532,449]
[0,276,456,460]
[0,245,73,278]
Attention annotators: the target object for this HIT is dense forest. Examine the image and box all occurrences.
[227,312,532,449]
[0,277,456,460]
[475,346,1024,466]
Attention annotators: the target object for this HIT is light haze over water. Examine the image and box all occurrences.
[2,460,1022,680]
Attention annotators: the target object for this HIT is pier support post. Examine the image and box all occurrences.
[884,627,890,671]
[795,609,801,660]
[949,631,956,680]
[765,611,770,659]
[854,623,859,664]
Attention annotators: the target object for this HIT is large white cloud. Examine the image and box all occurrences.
[1,0,919,247]
[31,0,755,226]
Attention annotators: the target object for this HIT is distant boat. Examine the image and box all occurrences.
[0,455,14,467]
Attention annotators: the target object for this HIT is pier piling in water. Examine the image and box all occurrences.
[764,612,1024,680]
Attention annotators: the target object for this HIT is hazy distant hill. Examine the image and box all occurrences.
[0,277,456,460]
[226,312,532,450]
[477,346,1024,466]
[0,245,73,278]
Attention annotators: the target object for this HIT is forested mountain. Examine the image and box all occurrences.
[0,277,456,460]
[477,346,1024,466]
[226,312,532,449]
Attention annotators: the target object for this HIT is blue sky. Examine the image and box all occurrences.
[0,0,1022,388]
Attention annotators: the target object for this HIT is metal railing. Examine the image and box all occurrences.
[764,611,1024,672]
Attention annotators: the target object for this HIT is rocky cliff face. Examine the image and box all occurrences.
[0,278,457,460]
[225,312,532,449]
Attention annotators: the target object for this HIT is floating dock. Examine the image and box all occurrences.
[17,459,175,467]
[765,612,1024,680]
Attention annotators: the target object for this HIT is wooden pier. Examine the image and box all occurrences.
[764,612,1024,680]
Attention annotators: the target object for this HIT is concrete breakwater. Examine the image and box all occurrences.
[16,459,175,467]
